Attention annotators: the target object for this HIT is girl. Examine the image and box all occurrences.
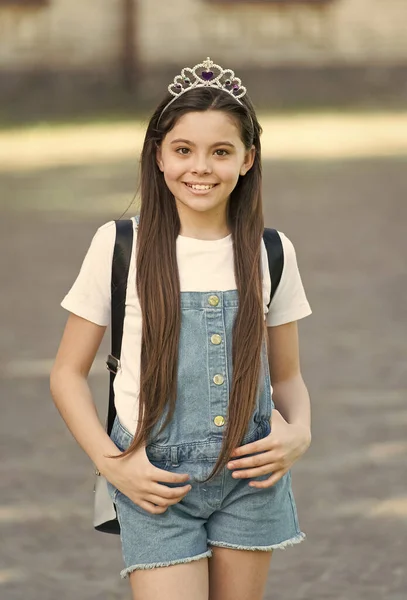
[50,58,312,600]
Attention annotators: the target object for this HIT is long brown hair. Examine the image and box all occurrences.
[119,87,266,482]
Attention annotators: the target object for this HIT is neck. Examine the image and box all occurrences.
[176,204,231,241]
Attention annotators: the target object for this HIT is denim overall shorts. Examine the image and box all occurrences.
[108,290,305,578]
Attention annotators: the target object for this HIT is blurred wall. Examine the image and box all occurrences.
[1,0,407,117]
[0,0,121,71]
[140,0,407,66]
[2,0,407,71]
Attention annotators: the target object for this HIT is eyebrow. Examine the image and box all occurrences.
[170,138,235,148]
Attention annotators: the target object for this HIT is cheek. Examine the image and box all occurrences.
[161,158,185,181]
[218,162,241,185]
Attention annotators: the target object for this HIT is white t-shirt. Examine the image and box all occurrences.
[61,217,311,433]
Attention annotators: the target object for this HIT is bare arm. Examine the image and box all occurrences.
[267,321,311,440]
[50,313,192,513]
[50,313,119,475]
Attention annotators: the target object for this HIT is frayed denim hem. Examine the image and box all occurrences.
[120,549,212,578]
[208,531,306,552]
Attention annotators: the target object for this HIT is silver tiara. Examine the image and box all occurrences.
[158,57,247,122]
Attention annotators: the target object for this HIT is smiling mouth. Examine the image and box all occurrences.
[184,183,218,191]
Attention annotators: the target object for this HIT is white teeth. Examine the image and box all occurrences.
[186,184,215,190]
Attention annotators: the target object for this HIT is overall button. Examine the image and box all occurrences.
[214,415,225,427]
[211,334,222,345]
[213,374,224,385]
[208,295,219,307]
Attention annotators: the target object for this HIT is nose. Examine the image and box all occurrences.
[191,153,212,176]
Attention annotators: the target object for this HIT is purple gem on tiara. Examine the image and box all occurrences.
[175,83,182,89]
[233,85,240,91]
[202,71,214,81]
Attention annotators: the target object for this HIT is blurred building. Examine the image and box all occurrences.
[1,0,406,116]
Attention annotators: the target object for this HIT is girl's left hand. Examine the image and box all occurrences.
[226,410,311,489]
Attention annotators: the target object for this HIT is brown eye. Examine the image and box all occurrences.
[215,149,229,156]
[176,147,190,155]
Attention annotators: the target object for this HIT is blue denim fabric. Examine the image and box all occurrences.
[107,290,305,577]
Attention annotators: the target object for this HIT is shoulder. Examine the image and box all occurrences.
[82,220,116,263]
[60,221,118,326]
[265,229,312,325]
[277,230,297,262]
[96,217,138,240]
[94,219,116,237]
[90,220,116,244]
[274,230,303,284]
[89,218,138,251]
[261,229,297,270]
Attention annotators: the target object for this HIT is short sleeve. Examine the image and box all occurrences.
[60,221,115,326]
[265,232,312,327]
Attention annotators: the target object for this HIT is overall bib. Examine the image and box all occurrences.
[108,289,305,577]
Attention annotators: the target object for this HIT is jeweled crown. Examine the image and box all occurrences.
[158,57,247,122]
[168,57,246,102]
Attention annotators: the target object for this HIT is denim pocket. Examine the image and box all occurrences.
[242,418,271,446]
[146,458,172,473]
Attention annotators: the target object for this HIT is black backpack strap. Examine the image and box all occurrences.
[262,228,284,309]
[105,219,134,436]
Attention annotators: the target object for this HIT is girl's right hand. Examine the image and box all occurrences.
[103,446,192,515]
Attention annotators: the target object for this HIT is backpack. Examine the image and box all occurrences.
[93,218,284,534]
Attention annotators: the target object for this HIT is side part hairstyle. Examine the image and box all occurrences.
[118,86,267,483]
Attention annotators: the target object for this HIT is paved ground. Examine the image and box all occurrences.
[0,115,406,599]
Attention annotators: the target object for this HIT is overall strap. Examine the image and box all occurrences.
[262,228,284,308]
[106,219,134,435]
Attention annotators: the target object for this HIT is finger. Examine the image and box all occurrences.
[144,494,169,507]
[227,451,276,470]
[139,500,168,515]
[248,469,287,489]
[230,439,274,458]
[231,463,274,480]
[145,491,188,508]
[149,482,192,500]
[149,467,190,483]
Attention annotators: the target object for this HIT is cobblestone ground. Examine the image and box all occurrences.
[0,124,406,599]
